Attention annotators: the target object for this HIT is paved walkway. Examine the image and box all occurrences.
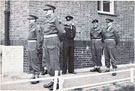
[0,64,135,91]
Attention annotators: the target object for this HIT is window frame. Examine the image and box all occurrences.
[97,0,115,15]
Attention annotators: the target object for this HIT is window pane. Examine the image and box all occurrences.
[97,1,101,10]
[103,1,110,12]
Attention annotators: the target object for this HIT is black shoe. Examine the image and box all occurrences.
[97,68,102,73]
[31,81,39,84]
[112,72,117,76]
[41,70,48,75]
[90,68,98,72]
[43,81,53,88]
[112,67,117,76]
[49,83,59,90]
[62,72,66,75]
[69,72,77,74]
[30,77,39,84]
[105,69,110,72]
[62,71,67,74]
[113,65,118,69]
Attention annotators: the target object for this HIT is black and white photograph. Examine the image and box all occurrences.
[0,0,135,91]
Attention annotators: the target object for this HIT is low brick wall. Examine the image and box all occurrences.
[74,40,134,69]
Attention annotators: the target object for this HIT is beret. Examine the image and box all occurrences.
[28,15,38,20]
[65,16,73,21]
[43,4,56,11]
[92,19,98,23]
[106,18,113,22]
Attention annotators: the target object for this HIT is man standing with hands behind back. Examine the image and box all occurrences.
[103,18,119,73]
[62,15,76,74]
[42,4,65,90]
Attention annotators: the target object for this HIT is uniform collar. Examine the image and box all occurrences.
[30,23,36,28]
[93,26,100,30]
[29,23,37,31]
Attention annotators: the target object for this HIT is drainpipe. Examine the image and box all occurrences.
[4,0,10,45]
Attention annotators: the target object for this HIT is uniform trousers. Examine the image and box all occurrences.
[63,40,74,73]
[104,39,117,68]
[28,40,40,75]
[91,39,103,67]
[42,36,60,76]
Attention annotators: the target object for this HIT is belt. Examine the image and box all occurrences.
[28,40,37,42]
[105,39,114,40]
[44,34,58,38]
[92,39,101,40]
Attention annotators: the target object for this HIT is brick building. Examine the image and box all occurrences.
[0,1,134,72]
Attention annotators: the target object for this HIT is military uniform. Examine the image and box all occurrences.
[42,5,65,90]
[28,16,41,76]
[62,16,76,74]
[27,15,43,84]
[90,27,103,67]
[42,5,65,77]
[90,19,103,73]
[28,23,45,75]
[103,19,119,71]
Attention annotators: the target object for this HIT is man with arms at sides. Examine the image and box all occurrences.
[27,15,41,84]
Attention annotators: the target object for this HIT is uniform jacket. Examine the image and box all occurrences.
[90,27,104,49]
[64,24,76,39]
[90,27,103,40]
[41,15,65,37]
[28,23,43,49]
[63,24,76,46]
[103,25,120,45]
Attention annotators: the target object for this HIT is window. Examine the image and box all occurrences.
[97,0,114,15]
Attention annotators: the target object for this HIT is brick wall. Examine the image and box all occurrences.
[1,1,134,72]
[0,1,5,45]
[10,1,29,41]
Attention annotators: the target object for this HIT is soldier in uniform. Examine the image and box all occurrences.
[103,18,119,72]
[90,19,103,73]
[27,15,42,84]
[62,16,76,74]
[42,4,65,90]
